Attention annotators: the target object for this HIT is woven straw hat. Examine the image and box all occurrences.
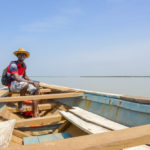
[13,48,30,58]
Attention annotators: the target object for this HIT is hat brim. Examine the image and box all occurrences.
[14,51,30,58]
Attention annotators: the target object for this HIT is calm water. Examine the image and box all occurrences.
[1,76,149,97]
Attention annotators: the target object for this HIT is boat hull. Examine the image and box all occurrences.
[56,91,150,127]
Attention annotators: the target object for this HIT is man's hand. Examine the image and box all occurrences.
[33,81,40,89]
[28,80,34,84]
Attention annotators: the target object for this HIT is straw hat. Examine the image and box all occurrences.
[13,48,30,58]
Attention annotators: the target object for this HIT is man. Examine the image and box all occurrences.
[7,48,39,117]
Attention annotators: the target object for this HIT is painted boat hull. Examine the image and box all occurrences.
[56,90,150,127]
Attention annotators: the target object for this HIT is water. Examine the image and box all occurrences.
[1,76,149,97]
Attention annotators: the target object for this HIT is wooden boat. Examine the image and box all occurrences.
[0,82,150,149]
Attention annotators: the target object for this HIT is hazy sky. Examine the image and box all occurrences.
[0,0,150,76]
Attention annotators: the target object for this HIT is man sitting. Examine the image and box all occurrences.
[7,48,39,117]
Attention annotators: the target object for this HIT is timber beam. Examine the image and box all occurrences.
[13,129,30,138]
[0,89,9,97]
[5,124,150,150]
[8,103,56,113]
[0,92,83,103]
[39,83,78,92]
[15,114,63,128]
[39,88,52,94]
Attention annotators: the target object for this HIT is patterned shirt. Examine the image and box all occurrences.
[7,61,26,86]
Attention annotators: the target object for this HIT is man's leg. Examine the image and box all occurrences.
[28,83,39,117]
[32,89,39,117]
[10,81,29,111]
[19,84,29,111]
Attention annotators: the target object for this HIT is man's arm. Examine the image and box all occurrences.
[13,73,33,84]
[24,71,33,82]
[23,71,39,88]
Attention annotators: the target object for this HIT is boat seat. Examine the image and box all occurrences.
[8,91,20,97]
[23,132,71,145]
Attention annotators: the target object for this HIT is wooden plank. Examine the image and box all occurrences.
[5,124,150,150]
[15,114,63,128]
[8,89,51,96]
[0,92,83,103]
[69,107,150,150]
[39,89,52,94]
[13,129,30,138]
[60,111,109,134]
[69,107,127,130]
[11,135,22,145]
[54,121,70,133]
[39,83,77,92]
[8,103,56,113]
[23,133,71,145]
[0,89,9,97]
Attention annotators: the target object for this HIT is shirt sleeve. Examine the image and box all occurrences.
[9,63,18,74]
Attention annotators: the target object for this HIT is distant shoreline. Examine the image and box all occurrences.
[0,75,150,78]
[0,76,150,78]
[80,76,150,78]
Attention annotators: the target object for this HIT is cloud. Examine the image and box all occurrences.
[20,15,69,32]
[20,8,84,32]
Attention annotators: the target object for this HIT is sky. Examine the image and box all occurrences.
[0,0,150,76]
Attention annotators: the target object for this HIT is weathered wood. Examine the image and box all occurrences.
[0,92,83,103]
[69,107,127,130]
[4,124,150,150]
[39,88,52,94]
[23,132,71,145]
[54,120,70,133]
[11,135,22,145]
[13,129,30,138]
[15,114,63,128]
[0,89,9,97]
[8,103,56,113]
[8,89,51,97]
[60,111,109,134]
[39,83,77,92]
[69,107,150,150]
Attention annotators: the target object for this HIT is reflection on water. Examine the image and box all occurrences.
[0,76,150,97]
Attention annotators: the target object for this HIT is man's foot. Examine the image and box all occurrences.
[18,102,24,113]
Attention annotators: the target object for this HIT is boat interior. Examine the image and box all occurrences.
[0,82,150,150]
[0,83,87,147]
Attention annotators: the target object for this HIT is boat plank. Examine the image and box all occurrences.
[15,114,63,128]
[4,124,150,150]
[60,111,109,134]
[39,83,76,92]
[23,133,71,145]
[8,103,56,113]
[0,89,9,97]
[0,92,83,103]
[69,107,127,130]
[69,107,150,150]
[39,89,52,94]
[54,120,70,133]
[13,129,30,138]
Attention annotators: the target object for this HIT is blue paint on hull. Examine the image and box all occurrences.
[56,92,150,127]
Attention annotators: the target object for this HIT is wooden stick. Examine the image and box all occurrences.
[39,83,77,92]
[54,120,70,133]
[39,89,52,94]
[0,92,83,103]
[13,129,30,138]
[11,135,22,145]
[15,114,63,128]
[8,103,56,113]
[5,124,150,150]
[0,89,9,97]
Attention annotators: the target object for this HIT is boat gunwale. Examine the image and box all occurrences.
[1,82,150,104]
[40,83,150,104]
